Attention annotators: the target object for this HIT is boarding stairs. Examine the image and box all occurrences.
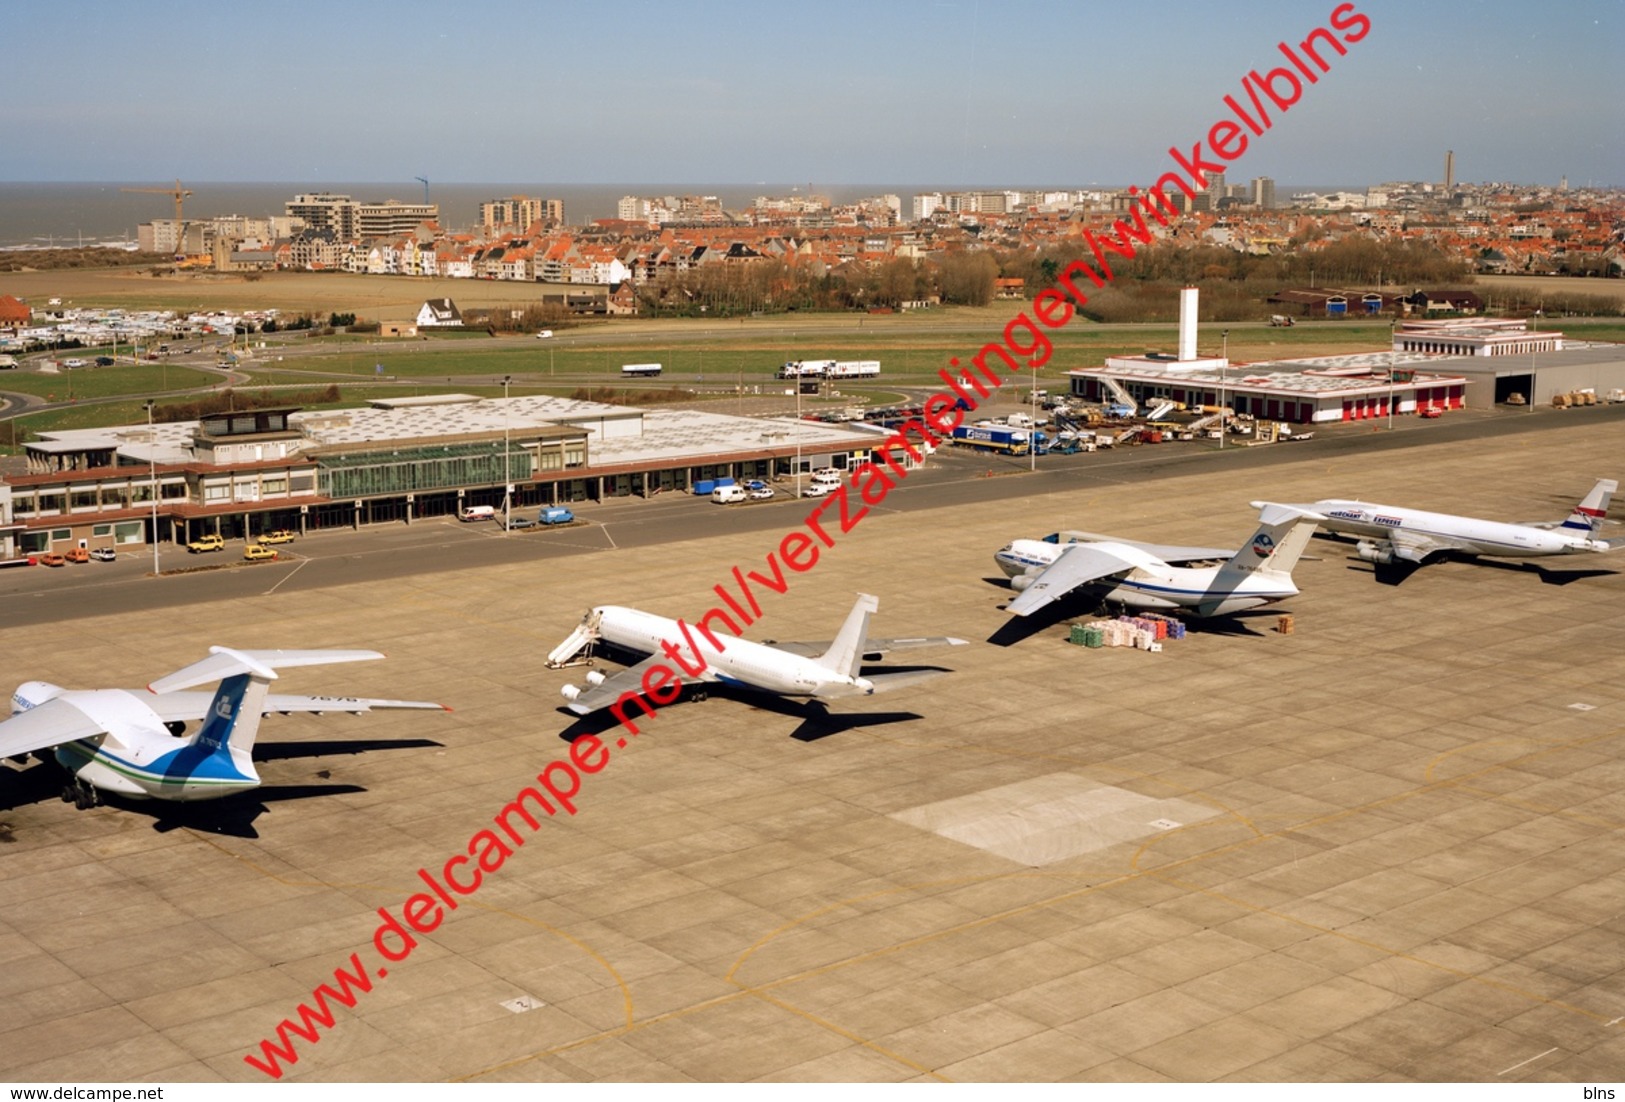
[1101,377,1138,416]
[546,610,601,668]
[1145,401,1176,421]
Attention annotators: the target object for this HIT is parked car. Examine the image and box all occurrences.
[745,480,775,501]
[89,547,116,562]
[64,547,90,564]
[243,544,278,561]
[187,534,225,553]
[40,553,66,567]
[801,482,836,498]
[63,358,88,368]
[506,517,536,530]
[259,529,297,544]
[94,356,115,367]
[538,506,574,525]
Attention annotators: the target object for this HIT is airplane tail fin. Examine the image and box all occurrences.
[193,673,272,776]
[1228,503,1326,582]
[149,648,386,770]
[814,594,880,680]
[1559,478,1617,534]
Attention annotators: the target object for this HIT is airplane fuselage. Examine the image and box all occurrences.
[11,683,259,802]
[594,606,869,697]
[1307,500,1604,559]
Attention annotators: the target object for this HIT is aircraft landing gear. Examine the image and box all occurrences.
[62,780,100,810]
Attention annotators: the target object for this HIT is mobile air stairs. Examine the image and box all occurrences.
[546,610,601,668]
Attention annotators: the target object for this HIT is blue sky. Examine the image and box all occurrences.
[6,0,1621,187]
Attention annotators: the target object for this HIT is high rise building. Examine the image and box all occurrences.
[480,196,544,232]
[912,193,942,220]
[286,193,358,240]
[1250,176,1276,209]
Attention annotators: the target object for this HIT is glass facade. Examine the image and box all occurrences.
[315,441,532,500]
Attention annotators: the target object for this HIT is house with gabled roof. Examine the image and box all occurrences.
[416,299,462,327]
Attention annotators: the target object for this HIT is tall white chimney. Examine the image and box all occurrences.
[1179,286,1198,361]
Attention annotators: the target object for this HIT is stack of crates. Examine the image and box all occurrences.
[1135,612,1187,641]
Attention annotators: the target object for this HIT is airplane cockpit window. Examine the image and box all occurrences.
[1041,533,1060,544]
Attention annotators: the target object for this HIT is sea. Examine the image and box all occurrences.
[0,180,1346,249]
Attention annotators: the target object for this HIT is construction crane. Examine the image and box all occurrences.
[121,179,192,226]
[122,179,195,259]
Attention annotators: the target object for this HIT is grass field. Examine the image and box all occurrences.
[5,264,1621,449]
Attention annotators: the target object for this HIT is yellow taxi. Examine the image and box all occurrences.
[243,544,279,562]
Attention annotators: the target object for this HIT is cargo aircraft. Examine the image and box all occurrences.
[549,594,966,716]
[994,503,1324,619]
[2,648,447,809]
[1286,478,1616,566]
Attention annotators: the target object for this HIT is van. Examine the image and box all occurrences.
[459,505,495,522]
[711,485,747,504]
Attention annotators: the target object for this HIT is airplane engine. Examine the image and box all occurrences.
[585,670,607,687]
[560,684,582,702]
[1356,540,1394,565]
[1010,574,1036,592]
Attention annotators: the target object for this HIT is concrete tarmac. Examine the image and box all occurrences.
[1,417,1622,1082]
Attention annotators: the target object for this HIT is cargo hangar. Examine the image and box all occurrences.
[1066,300,1625,423]
[1,395,884,556]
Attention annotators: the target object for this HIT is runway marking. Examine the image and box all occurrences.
[262,557,309,596]
[1497,1047,1558,1076]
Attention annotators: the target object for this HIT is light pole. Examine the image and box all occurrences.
[1387,318,1396,430]
[502,375,512,534]
[1528,311,1539,414]
[794,377,803,497]
[145,401,160,576]
[1219,329,1229,450]
[1030,372,1039,472]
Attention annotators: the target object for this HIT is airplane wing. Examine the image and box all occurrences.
[145,692,448,723]
[1007,541,1154,617]
[563,654,708,716]
[0,698,107,759]
[1385,528,1457,564]
[761,636,969,660]
[1054,530,1233,563]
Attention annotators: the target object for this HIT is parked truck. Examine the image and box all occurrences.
[950,424,1030,455]
[621,363,662,377]
[827,360,881,378]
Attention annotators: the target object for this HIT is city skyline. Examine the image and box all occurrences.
[5,1,1621,189]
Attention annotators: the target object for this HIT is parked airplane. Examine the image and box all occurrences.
[549,594,966,715]
[1289,478,1616,565]
[994,503,1324,618]
[1,648,448,808]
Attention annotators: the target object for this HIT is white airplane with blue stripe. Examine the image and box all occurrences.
[994,503,1325,618]
[2,648,447,809]
[1288,478,1616,566]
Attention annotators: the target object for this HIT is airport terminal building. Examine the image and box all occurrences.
[2,395,882,557]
